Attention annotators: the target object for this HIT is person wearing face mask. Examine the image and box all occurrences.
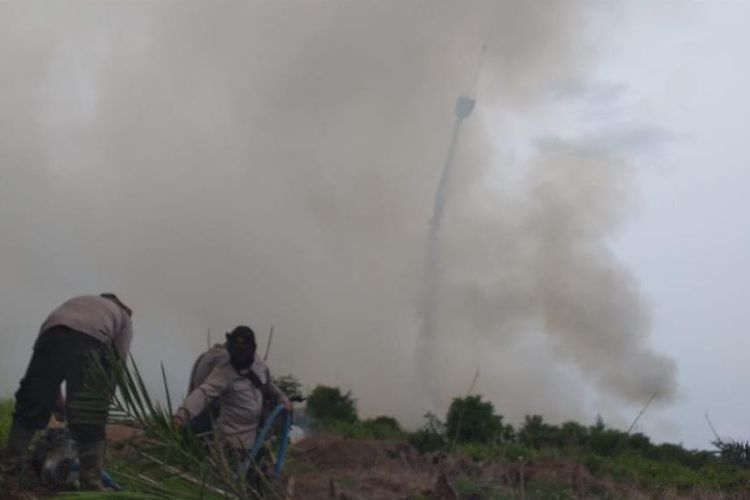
[173,326,291,451]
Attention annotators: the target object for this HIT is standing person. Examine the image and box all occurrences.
[174,326,291,452]
[6,293,133,490]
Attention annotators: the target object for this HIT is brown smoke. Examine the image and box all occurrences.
[0,1,676,426]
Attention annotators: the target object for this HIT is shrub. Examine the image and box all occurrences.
[408,429,446,453]
[408,412,447,453]
[560,421,589,448]
[501,443,535,462]
[627,433,653,454]
[518,415,562,449]
[526,478,574,499]
[363,416,403,438]
[326,417,405,440]
[306,385,357,424]
[446,395,506,444]
[274,374,305,402]
[582,453,605,475]
[715,440,750,467]
[588,428,628,457]
[452,474,510,499]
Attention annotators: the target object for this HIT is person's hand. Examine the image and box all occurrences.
[172,415,185,429]
[282,397,293,413]
[172,408,189,429]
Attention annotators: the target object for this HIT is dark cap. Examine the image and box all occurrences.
[226,325,256,347]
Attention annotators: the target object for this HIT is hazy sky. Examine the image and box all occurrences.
[1,1,747,450]
[592,1,750,447]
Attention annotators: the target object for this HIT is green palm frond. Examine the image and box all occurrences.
[69,349,282,499]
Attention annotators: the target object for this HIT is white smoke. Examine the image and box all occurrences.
[0,0,676,428]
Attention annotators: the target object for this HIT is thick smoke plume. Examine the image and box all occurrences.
[0,1,676,427]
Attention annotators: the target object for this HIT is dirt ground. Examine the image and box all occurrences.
[284,435,601,499]
[288,435,438,499]
[0,427,723,499]
[0,448,56,500]
[106,423,144,444]
[0,427,591,498]
[0,423,143,499]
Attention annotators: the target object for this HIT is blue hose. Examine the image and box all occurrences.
[239,404,292,480]
[101,470,123,491]
[68,462,123,491]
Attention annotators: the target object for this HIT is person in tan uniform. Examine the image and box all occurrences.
[6,293,133,490]
[174,326,291,451]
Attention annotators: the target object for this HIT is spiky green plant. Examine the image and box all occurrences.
[70,350,283,499]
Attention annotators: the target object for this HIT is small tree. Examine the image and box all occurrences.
[408,412,447,453]
[519,414,561,449]
[560,421,589,448]
[714,440,750,467]
[306,385,357,424]
[359,416,404,440]
[446,395,505,444]
[274,374,305,402]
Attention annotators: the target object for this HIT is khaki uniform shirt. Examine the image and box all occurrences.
[40,295,132,358]
[179,354,287,450]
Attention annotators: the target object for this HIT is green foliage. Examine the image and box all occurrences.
[525,478,575,500]
[457,442,537,463]
[361,416,403,439]
[408,429,446,454]
[715,440,750,467]
[408,412,447,453]
[559,421,589,448]
[588,427,628,456]
[453,474,513,499]
[225,381,750,497]
[519,414,562,449]
[501,442,536,462]
[604,452,716,491]
[0,399,13,448]
[274,374,305,402]
[322,417,405,441]
[446,395,509,444]
[370,415,401,431]
[306,385,357,424]
[455,442,503,461]
[582,453,605,474]
[626,432,652,453]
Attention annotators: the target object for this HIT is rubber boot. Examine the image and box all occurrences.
[5,422,36,470]
[76,440,106,491]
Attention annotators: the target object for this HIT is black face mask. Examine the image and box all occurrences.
[228,344,255,371]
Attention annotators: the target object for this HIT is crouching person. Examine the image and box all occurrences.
[7,294,133,491]
[173,326,291,478]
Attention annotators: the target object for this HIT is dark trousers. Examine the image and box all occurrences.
[13,326,111,444]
